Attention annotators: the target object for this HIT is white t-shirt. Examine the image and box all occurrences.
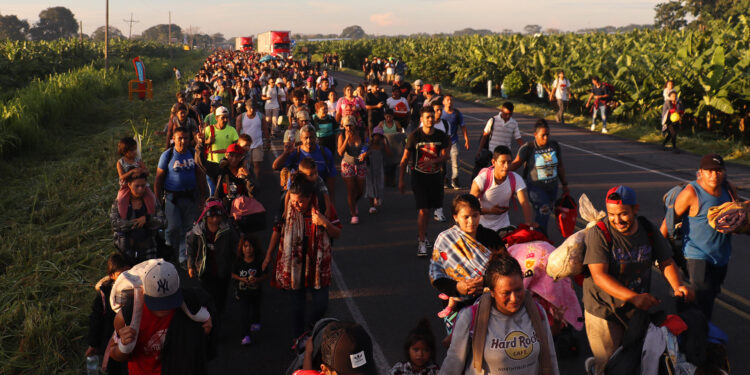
[552,78,571,101]
[473,170,526,231]
[240,113,264,149]
[262,85,280,110]
[386,97,410,117]
[483,115,521,151]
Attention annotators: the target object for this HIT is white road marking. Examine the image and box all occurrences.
[331,260,390,373]
[462,113,748,200]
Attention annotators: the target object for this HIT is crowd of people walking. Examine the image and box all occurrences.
[83,49,741,375]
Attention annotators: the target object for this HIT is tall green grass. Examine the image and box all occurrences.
[0,52,205,375]
[0,52,200,158]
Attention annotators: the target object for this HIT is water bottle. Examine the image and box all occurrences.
[86,355,98,375]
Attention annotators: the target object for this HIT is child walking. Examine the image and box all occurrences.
[231,235,267,345]
[389,318,440,375]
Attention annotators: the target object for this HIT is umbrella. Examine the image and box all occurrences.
[507,240,583,330]
[259,55,275,63]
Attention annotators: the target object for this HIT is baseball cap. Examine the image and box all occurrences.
[699,153,725,170]
[422,84,433,93]
[215,106,229,116]
[142,260,183,311]
[226,143,244,154]
[321,322,376,375]
[201,89,210,96]
[605,185,637,206]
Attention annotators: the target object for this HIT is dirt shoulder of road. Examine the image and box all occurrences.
[338,67,750,166]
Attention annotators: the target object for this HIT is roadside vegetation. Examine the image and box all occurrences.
[0,48,204,374]
[301,17,750,162]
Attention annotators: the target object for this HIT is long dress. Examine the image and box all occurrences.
[365,148,384,199]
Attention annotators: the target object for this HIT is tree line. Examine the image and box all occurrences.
[0,6,227,48]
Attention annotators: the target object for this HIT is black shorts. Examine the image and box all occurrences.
[411,171,443,209]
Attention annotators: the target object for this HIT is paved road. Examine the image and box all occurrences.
[205,71,750,374]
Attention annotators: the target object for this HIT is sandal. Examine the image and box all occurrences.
[350,216,359,224]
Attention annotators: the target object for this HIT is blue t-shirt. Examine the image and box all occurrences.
[284,146,339,179]
[157,148,198,192]
[441,110,464,144]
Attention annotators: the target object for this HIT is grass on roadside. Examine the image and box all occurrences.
[339,67,750,165]
[0,53,204,375]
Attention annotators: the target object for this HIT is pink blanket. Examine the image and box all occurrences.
[508,241,583,330]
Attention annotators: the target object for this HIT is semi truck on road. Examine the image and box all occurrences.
[235,37,253,52]
[256,31,291,57]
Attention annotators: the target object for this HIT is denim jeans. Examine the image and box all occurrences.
[527,183,558,236]
[686,259,728,320]
[592,104,607,129]
[290,286,329,337]
[164,192,199,263]
[448,143,460,180]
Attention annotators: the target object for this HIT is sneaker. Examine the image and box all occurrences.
[443,179,451,189]
[433,208,446,222]
[368,207,377,214]
[250,324,261,332]
[590,124,596,131]
[451,178,460,190]
[350,216,359,224]
[241,336,252,346]
[417,241,429,257]
[601,128,608,134]
[584,356,596,375]
[424,238,432,248]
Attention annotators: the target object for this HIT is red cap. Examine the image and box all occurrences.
[226,143,244,154]
[422,84,433,93]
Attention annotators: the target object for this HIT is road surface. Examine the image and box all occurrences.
[204,71,750,374]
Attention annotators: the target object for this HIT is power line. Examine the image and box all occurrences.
[123,13,139,39]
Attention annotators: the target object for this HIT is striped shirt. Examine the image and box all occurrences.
[483,114,520,151]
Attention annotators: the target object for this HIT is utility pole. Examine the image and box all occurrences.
[168,11,173,59]
[123,13,139,39]
[104,0,109,76]
[79,21,83,43]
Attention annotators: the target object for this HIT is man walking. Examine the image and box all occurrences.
[474,102,523,178]
[550,70,570,125]
[441,94,469,189]
[660,154,736,320]
[584,185,692,375]
[399,107,450,257]
[155,127,208,266]
[585,76,610,134]
[235,101,267,182]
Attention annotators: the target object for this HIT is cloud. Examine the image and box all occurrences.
[370,12,395,27]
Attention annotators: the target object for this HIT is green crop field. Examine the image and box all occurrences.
[299,17,750,141]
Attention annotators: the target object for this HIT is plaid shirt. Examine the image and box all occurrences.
[389,362,439,375]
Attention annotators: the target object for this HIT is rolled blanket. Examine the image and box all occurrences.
[708,201,750,234]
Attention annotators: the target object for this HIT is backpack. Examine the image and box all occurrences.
[478,166,517,210]
[602,82,618,108]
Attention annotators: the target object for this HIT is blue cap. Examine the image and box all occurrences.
[605,185,637,205]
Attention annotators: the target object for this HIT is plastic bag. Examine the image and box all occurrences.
[546,194,605,280]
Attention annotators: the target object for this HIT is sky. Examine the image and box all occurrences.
[0,0,663,38]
